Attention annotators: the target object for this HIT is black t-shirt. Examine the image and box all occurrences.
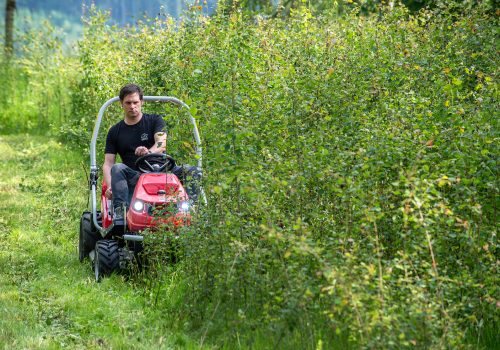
[105,114,166,170]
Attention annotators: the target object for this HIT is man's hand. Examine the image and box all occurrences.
[105,188,113,199]
[135,146,150,156]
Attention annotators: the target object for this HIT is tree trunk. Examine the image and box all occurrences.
[5,0,16,58]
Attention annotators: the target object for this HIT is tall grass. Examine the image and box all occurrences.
[68,2,499,348]
[0,18,78,134]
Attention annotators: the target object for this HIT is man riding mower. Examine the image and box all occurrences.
[79,84,205,281]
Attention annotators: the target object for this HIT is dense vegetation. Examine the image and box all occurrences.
[1,1,498,349]
[0,19,77,133]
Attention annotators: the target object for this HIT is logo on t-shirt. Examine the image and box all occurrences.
[141,133,148,141]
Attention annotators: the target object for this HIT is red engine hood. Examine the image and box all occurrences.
[141,173,182,196]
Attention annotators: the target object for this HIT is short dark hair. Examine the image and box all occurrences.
[119,84,143,101]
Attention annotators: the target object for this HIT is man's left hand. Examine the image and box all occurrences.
[135,146,150,156]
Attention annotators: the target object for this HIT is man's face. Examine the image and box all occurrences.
[121,92,143,119]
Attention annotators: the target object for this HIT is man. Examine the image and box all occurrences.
[104,84,200,226]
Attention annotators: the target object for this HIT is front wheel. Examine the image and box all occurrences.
[94,240,119,282]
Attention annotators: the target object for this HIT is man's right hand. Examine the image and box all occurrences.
[105,188,113,199]
[135,146,150,156]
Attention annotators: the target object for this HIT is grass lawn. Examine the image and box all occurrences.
[0,134,202,350]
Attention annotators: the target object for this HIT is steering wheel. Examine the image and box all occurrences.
[135,153,176,173]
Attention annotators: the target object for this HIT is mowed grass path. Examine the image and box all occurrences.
[0,135,200,350]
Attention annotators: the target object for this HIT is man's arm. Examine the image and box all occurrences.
[135,131,167,156]
[151,131,167,153]
[103,153,116,199]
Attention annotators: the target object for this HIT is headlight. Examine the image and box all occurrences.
[177,200,190,212]
[133,200,144,212]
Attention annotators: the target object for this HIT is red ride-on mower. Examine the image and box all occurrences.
[79,96,205,281]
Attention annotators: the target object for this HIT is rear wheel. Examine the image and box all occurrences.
[79,212,100,262]
[94,240,119,282]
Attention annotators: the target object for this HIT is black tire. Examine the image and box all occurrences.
[79,212,100,262]
[94,240,119,282]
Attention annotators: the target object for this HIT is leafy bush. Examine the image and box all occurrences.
[72,3,498,349]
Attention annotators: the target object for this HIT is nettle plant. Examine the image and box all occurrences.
[73,3,498,349]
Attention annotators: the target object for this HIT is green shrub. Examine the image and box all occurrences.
[72,3,498,349]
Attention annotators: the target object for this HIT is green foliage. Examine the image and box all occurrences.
[69,3,499,349]
[0,17,79,134]
[219,0,499,17]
